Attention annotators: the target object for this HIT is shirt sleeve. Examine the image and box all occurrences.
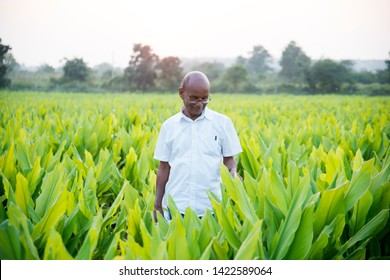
[154,123,170,162]
[221,118,242,157]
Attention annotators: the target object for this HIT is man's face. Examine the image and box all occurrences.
[180,78,210,119]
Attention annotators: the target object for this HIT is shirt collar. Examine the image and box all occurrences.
[179,107,213,122]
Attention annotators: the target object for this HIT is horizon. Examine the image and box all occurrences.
[14,57,387,74]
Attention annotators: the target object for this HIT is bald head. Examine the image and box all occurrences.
[180,71,210,90]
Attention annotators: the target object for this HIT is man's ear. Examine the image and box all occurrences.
[178,87,184,99]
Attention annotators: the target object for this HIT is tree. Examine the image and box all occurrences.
[377,51,390,84]
[125,43,159,91]
[0,38,12,87]
[279,41,311,84]
[246,45,272,78]
[156,56,183,91]
[221,64,249,93]
[37,64,55,73]
[235,56,247,67]
[192,61,225,81]
[352,70,377,84]
[309,59,353,93]
[62,58,89,82]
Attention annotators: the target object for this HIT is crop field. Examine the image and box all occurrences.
[0,91,389,260]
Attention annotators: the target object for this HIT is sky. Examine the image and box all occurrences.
[1,0,389,68]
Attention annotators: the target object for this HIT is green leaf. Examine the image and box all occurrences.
[32,190,67,243]
[35,164,66,218]
[267,167,289,215]
[44,230,73,260]
[234,220,263,260]
[102,181,127,227]
[26,156,42,195]
[308,221,334,259]
[240,138,261,178]
[78,167,98,219]
[211,198,241,251]
[167,216,191,259]
[104,233,120,260]
[76,211,103,260]
[313,183,347,238]
[344,159,374,212]
[15,140,32,173]
[349,190,373,236]
[211,237,229,260]
[7,203,39,260]
[285,204,315,259]
[14,173,33,216]
[0,141,17,186]
[270,172,310,259]
[221,165,258,224]
[0,220,22,259]
[137,147,150,182]
[339,209,389,257]
[197,211,215,253]
[199,238,213,260]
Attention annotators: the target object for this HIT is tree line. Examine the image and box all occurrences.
[1,38,390,95]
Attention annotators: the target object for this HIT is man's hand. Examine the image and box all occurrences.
[229,167,243,181]
[223,156,242,180]
[153,206,164,223]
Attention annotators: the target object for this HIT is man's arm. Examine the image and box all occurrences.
[153,161,170,222]
[223,156,241,179]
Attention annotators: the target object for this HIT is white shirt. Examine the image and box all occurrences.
[154,107,242,216]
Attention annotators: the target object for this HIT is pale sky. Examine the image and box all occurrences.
[1,0,389,67]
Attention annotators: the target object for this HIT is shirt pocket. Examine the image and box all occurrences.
[199,133,222,157]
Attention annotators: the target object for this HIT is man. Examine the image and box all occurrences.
[153,71,242,221]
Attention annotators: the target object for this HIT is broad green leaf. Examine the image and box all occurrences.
[78,167,98,219]
[344,159,374,212]
[123,180,139,209]
[199,238,213,260]
[1,170,16,204]
[0,220,21,259]
[308,221,334,259]
[349,190,373,236]
[149,221,167,260]
[102,181,127,227]
[139,219,152,259]
[35,164,66,218]
[45,141,66,172]
[221,165,258,224]
[241,138,261,178]
[167,216,191,259]
[32,190,67,242]
[267,168,289,215]
[137,147,150,182]
[211,198,241,251]
[76,211,103,260]
[44,230,73,260]
[26,156,42,195]
[7,203,39,260]
[285,204,315,259]
[352,149,364,171]
[369,159,390,202]
[313,183,347,238]
[0,141,17,186]
[198,212,215,253]
[339,209,389,257]
[270,172,310,259]
[234,220,263,260]
[14,173,33,216]
[211,237,229,260]
[15,140,32,173]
